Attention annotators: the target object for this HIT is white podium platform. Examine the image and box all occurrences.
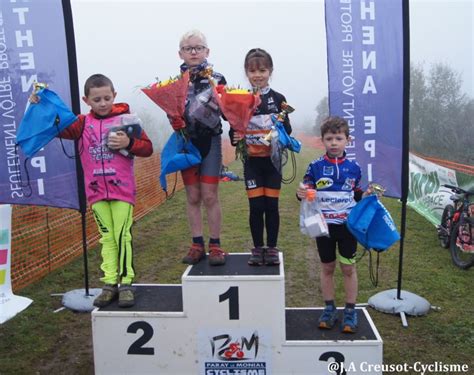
[92,253,383,375]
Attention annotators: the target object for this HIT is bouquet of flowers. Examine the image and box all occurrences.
[141,71,190,130]
[213,84,261,159]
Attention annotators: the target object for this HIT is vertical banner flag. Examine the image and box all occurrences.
[0,0,79,209]
[0,204,32,324]
[325,0,404,198]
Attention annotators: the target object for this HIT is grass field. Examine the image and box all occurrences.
[1,148,473,374]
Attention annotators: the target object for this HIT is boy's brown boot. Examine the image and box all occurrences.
[118,284,135,308]
[182,243,206,264]
[93,284,118,308]
[208,243,227,266]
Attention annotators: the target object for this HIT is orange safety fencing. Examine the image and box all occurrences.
[11,140,236,291]
[411,151,474,176]
[297,133,324,150]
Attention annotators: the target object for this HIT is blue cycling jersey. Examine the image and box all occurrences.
[303,152,363,225]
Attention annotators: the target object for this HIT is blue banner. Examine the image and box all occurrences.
[325,0,404,198]
[0,0,79,209]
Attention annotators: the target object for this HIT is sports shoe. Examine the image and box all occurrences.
[318,304,338,329]
[118,284,135,308]
[208,243,227,266]
[248,247,264,266]
[182,243,206,264]
[265,247,280,266]
[341,308,358,333]
[93,284,118,308]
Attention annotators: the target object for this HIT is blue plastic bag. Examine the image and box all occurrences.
[160,132,201,191]
[16,88,77,158]
[271,114,301,153]
[346,195,400,251]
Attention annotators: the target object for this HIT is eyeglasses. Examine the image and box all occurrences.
[181,45,207,54]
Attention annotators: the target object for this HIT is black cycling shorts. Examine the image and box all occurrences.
[315,223,357,264]
[243,157,281,198]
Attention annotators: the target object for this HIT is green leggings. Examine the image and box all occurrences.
[92,201,134,285]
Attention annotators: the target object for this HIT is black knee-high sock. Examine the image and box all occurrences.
[265,196,279,247]
[249,196,265,247]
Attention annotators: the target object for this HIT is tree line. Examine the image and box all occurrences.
[313,62,473,165]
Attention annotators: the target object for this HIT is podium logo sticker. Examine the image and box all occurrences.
[202,330,270,374]
[211,332,259,361]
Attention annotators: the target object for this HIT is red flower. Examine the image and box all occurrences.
[141,71,190,130]
[213,85,261,134]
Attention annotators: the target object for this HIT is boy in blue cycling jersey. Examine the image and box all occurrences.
[297,116,372,333]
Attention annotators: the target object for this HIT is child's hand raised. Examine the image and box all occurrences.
[29,82,48,104]
[107,131,130,150]
[29,93,40,104]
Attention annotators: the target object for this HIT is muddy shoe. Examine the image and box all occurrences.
[93,284,118,308]
[265,247,280,266]
[208,244,227,266]
[182,243,206,265]
[248,247,264,266]
[118,285,135,308]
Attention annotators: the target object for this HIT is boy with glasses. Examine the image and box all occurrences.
[176,30,228,266]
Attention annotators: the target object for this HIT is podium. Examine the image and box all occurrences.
[92,253,383,374]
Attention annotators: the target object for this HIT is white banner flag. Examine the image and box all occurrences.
[0,205,32,324]
[408,153,458,226]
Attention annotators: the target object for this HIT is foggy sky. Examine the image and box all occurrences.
[70,0,473,131]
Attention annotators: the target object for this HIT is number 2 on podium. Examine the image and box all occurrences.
[126,286,240,356]
[219,286,239,320]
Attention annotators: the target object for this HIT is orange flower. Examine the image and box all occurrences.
[141,71,190,130]
[213,84,261,133]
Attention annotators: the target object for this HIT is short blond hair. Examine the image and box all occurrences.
[179,29,208,48]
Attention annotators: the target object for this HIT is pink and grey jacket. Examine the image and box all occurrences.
[60,103,153,206]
